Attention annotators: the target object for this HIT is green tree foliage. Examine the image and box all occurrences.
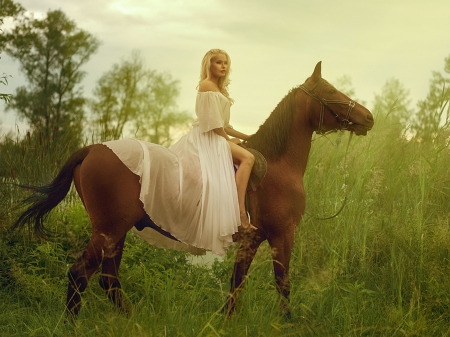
[90,51,146,141]
[0,0,24,18]
[91,52,192,145]
[133,71,192,146]
[0,0,24,104]
[372,78,412,126]
[411,55,450,142]
[0,10,100,148]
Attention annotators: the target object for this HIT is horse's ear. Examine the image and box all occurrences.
[311,61,322,83]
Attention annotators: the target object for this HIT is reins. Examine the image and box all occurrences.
[299,80,356,220]
[306,132,353,220]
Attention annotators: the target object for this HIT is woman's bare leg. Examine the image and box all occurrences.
[227,141,255,229]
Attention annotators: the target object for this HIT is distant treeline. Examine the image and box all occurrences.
[0,0,192,152]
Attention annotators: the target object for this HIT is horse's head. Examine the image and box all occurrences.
[301,62,374,135]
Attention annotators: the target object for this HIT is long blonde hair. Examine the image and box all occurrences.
[198,49,233,101]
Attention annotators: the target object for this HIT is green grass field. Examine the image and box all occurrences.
[1,110,450,336]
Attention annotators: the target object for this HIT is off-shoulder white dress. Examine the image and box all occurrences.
[103,91,240,255]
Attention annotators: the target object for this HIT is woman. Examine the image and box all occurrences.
[168,48,255,251]
[104,49,254,255]
[196,49,255,230]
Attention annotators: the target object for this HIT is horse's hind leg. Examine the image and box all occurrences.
[66,228,135,317]
[66,233,109,317]
[225,230,265,316]
[99,234,128,313]
[66,144,144,318]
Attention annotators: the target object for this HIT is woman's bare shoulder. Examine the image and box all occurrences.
[198,80,219,92]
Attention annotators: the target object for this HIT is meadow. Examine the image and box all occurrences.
[1,108,450,336]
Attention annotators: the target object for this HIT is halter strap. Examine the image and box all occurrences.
[299,83,356,134]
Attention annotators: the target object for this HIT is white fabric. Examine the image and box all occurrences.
[103,91,240,255]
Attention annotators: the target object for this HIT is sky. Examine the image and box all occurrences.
[1,0,449,137]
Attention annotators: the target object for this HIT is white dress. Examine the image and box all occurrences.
[103,91,241,256]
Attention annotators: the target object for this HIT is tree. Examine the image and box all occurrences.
[0,0,23,18]
[134,71,192,146]
[90,51,146,141]
[90,52,192,145]
[411,56,450,143]
[0,0,24,104]
[0,9,100,147]
[372,78,412,126]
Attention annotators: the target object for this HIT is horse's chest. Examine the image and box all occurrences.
[266,165,305,197]
[254,170,305,224]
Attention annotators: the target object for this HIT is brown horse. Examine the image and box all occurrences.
[13,62,374,318]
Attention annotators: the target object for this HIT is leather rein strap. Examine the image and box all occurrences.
[299,82,356,134]
[299,80,355,220]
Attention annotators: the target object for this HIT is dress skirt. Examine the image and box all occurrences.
[103,125,240,256]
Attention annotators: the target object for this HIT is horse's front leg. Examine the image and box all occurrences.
[268,226,295,319]
[225,229,265,317]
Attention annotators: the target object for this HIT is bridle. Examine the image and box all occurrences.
[300,79,356,220]
[299,80,356,135]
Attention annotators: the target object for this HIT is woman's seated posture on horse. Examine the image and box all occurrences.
[101,49,255,255]
[197,49,255,230]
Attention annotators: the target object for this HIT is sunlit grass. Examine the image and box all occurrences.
[2,108,450,335]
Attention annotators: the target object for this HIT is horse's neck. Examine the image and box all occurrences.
[281,106,314,175]
[283,130,312,175]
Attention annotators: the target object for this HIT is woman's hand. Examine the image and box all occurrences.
[228,138,242,145]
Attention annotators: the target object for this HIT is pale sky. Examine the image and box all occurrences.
[1,0,449,136]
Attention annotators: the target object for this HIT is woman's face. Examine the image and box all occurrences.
[209,54,228,80]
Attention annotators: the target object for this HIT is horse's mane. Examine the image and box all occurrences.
[247,87,300,160]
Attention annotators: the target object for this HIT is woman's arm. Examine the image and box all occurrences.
[213,127,231,140]
[224,127,250,141]
[213,127,246,145]
[214,126,250,141]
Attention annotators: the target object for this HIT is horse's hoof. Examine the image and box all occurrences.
[64,311,78,325]
[282,310,292,321]
[222,298,235,318]
[120,303,134,317]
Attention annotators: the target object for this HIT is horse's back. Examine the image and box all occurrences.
[102,139,145,178]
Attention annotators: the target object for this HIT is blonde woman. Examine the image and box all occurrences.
[172,47,253,245]
[104,49,254,256]
[196,49,255,230]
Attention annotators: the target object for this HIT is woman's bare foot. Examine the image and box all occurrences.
[240,212,257,231]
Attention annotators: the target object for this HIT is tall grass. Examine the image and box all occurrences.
[1,105,450,336]
[0,128,82,226]
[299,107,450,335]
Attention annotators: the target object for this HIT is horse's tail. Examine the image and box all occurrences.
[11,146,92,237]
